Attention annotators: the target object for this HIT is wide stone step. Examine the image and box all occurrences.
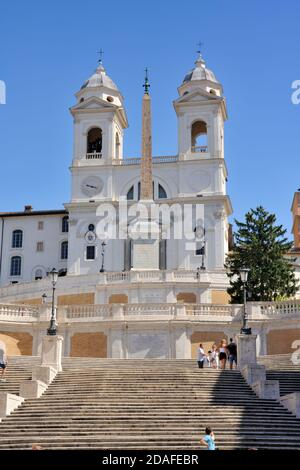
[1,356,299,450]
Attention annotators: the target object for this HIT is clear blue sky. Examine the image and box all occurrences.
[1,0,300,239]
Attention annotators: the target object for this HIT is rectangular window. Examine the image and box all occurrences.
[38,221,44,230]
[36,241,44,252]
[86,245,95,260]
[12,230,23,248]
[61,241,68,260]
[10,256,21,276]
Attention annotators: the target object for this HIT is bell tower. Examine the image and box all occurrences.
[70,60,128,165]
[173,53,227,161]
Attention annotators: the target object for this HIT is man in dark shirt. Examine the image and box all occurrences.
[227,338,237,370]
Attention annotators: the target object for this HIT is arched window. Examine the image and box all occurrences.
[35,269,43,280]
[191,121,208,153]
[12,230,23,248]
[62,216,69,233]
[61,241,68,260]
[10,256,21,276]
[87,127,102,154]
[127,186,134,200]
[126,182,167,201]
[115,132,120,159]
[158,184,167,199]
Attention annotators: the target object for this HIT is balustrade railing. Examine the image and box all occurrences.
[65,304,111,319]
[86,152,102,160]
[124,304,175,316]
[106,272,130,282]
[0,304,39,319]
[1,300,300,323]
[258,300,300,317]
[115,155,178,166]
[191,146,208,153]
[185,304,239,317]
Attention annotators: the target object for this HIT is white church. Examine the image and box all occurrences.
[0,54,298,360]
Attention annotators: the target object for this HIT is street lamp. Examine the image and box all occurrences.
[239,267,251,335]
[99,241,107,273]
[47,268,58,336]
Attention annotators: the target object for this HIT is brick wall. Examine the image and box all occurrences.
[191,331,227,358]
[0,332,33,355]
[70,332,107,358]
[57,293,95,305]
[211,290,230,304]
[267,329,300,355]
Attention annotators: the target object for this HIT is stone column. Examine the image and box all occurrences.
[236,334,257,370]
[41,335,64,372]
[140,91,153,201]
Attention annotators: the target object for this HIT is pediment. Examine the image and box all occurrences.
[175,89,220,105]
[71,96,116,112]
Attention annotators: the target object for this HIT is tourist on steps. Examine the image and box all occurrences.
[200,427,216,450]
[0,344,8,382]
[208,343,219,369]
[197,343,207,368]
[218,339,228,370]
[227,338,237,370]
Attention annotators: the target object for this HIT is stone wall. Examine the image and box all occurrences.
[108,294,128,304]
[176,293,197,303]
[0,332,33,355]
[70,332,107,358]
[267,329,300,355]
[211,290,230,304]
[12,298,42,305]
[191,331,227,358]
[57,293,95,305]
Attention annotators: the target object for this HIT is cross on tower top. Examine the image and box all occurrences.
[143,67,150,94]
[97,49,104,64]
[196,41,204,56]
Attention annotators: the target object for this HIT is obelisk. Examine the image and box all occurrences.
[140,68,153,201]
[130,69,160,270]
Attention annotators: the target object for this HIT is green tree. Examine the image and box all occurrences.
[225,206,298,303]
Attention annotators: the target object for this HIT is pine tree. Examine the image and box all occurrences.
[225,206,298,303]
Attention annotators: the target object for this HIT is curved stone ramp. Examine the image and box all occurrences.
[0,358,299,449]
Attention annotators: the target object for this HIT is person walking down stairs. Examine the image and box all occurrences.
[218,339,228,370]
[227,338,237,370]
[0,343,8,382]
[200,427,216,450]
[208,343,219,369]
[197,343,207,369]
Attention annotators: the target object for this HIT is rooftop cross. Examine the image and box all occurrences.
[143,67,150,94]
[196,41,204,56]
[97,49,104,65]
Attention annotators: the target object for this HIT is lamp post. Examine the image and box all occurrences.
[47,268,58,336]
[99,241,106,273]
[239,267,251,335]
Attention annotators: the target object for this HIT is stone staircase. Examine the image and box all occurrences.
[258,354,300,397]
[0,358,300,449]
[0,356,40,395]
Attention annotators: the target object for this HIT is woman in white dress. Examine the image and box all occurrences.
[218,339,228,370]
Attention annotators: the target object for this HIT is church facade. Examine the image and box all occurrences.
[0,54,231,304]
[0,55,299,360]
